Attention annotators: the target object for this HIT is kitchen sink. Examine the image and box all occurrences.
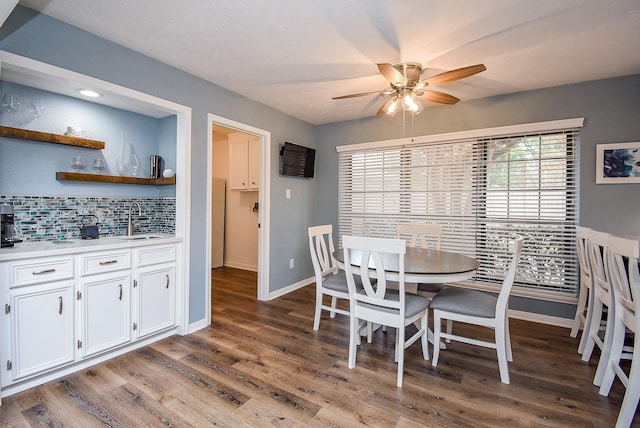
[117,234,166,241]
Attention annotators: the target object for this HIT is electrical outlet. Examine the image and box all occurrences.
[289,258,294,269]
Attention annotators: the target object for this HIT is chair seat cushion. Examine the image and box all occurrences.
[430,287,497,318]
[416,283,445,293]
[323,271,362,292]
[356,289,430,318]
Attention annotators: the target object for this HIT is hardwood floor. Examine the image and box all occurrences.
[0,266,636,427]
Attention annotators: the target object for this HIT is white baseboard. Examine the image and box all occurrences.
[509,309,573,328]
[188,317,210,334]
[269,277,314,299]
[224,261,258,272]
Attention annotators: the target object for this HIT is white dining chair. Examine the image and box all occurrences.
[342,235,430,387]
[430,235,523,384]
[395,222,451,345]
[570,226,595,354]
[308,225,359,331]
[597,235,640,428]
[396,223,445,298]
[581,230,614,386]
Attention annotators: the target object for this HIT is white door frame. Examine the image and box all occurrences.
[206,114,270,321]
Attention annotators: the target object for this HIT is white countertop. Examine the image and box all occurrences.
[0,234,182,261]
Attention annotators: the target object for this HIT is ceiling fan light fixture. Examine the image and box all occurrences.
[382,96,399,116]
[402,93,423,114]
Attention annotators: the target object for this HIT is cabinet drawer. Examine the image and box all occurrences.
[9,257,74,288]
[81,250,131,276]
[135,245,176,267]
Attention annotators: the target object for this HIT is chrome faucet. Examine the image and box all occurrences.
[127,201,142,236]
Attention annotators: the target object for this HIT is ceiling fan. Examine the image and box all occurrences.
[332,62,486,116]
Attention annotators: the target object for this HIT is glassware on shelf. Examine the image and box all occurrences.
[92,158,106,174]
[29,101,46,128]
[2,94,21,126]
[117,133,141,177]
[71,156,86,172]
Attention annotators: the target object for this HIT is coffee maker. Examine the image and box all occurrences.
[1,203,16,248]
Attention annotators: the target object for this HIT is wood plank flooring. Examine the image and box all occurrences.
[0,266,636,427]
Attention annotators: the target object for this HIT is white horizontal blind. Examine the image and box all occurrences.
[338,126,580,296]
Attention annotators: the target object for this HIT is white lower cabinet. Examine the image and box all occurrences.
[7,281,75,382]
[0,240,180,397]
[133,245,176,339]
[79,273,131,358]
[135,266,175,338]
[78,249,132,358]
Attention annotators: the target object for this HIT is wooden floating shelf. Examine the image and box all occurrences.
[56,172,176,186]
[0,126,105,149]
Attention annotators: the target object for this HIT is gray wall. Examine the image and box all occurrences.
[0,6,317,324]
[316,74,640,318]
[3,6,639,322]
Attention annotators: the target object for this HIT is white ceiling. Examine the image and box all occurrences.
[16,0,640,125]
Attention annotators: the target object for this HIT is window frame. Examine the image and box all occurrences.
[336,119,583,303]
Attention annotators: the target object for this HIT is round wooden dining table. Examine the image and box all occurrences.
[333,247,479,284]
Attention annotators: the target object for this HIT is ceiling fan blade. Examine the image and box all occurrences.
[378,63,407,86]
[417,90,460,104]
[332,91,383,100]
[422,64,486,88]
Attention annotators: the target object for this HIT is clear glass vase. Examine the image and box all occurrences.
[117,136,140,177]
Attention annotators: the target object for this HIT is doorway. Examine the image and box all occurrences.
[205,114,270,323]
[211,125,259,270]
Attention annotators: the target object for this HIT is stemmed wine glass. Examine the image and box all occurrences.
[2,94,21,126]
[92,158,106,174]
[29,101,46,128]
[71,156,86,172]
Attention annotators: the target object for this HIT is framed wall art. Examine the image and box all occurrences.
[595,142,640,184]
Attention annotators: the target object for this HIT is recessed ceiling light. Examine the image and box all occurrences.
[77,89,102,98]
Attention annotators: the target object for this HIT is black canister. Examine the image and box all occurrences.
[1,203,15,247]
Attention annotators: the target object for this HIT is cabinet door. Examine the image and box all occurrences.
[80,274,131,358]
[135,266,175,338]
[228,139,250,190]
[8,281,75,381]
[248,138,260,190]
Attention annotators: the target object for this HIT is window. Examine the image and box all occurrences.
[337,119,582,300]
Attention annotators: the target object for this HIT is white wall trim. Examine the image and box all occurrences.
[336,117,585,153]
[0,1,18,29]
[509,309,573,329]
[187,318,210,334]
[224,262,258,272]
[269,277,314,300]
[207,114,272,312]
[449,280,578,305]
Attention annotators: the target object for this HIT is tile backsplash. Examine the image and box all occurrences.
[0,195,175,241]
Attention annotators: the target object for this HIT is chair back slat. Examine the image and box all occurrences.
[343,235,406,312]
[396,223,443,250]
[308,225,337,278]
[606,235,640,320]
[495,235,524,312]
[587,230,611,296]
[315,232,331,271]
[576,226,593,289]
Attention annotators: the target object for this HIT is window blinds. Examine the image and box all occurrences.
[338,121,581,299]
